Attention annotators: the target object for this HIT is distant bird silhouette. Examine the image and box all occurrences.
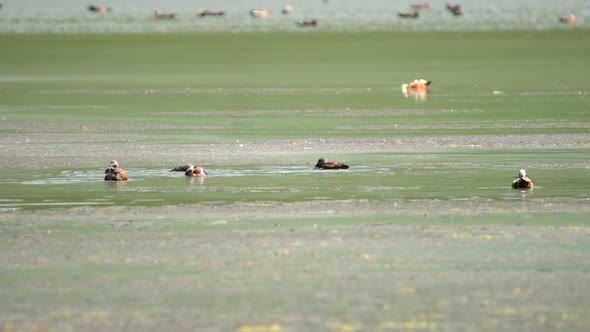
[559,14,576,24]
[511,169,534,190]
[411,3,430,10]
[197,9,225,17]
[281,5,293,15]
[296,19,318,27]
[250,9,269,18]
[446,4,464,16]
[154,10,176,19]
[104,160,128,181]
[185,164,208,177]
[399,11,419,18]
[88,5,112,13]
[314,158,349,170]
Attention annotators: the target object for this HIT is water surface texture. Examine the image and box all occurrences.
[0,0,587,33]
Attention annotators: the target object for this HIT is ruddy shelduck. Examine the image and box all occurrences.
[559,15,575,24]
[511,169,534,190]
[250,10,269,18]
[184,164,208,177]
[104,160,128,181]
[402,79,431,95]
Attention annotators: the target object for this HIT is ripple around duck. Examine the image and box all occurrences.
[14,166,389,185]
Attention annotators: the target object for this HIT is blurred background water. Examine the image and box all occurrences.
[0,0,587,33]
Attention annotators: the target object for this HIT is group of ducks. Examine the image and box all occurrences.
[104,159,534,190]
[399,3,465,18]
[104,158,348,182]
[88,4,318,27]
[399,2,575,23]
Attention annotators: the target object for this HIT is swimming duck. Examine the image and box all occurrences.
[185,164,208,177]
[559,15,575,24]
[281,5,293,15]
[88,5,112,13]
[401,79,431,98]
[446,4,464,16]
[411,3,430,10]
[296,19,318,27]
[154,10,176,19]
[170,164,192,172]
[104,160,128,181]
[314,158,349,170]
[399,11,419,18]
[250,9,269,18]
[511,169,534,190]
[197,9,225,17]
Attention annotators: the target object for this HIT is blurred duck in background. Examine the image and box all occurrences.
[446,4,464,16]
[559,14,575,24]
[88,5,112,13]
[154,10,176,19]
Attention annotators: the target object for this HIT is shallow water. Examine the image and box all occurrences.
[0,0,587,33]
[1,159,588,210]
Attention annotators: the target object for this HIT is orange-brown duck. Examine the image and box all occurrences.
[401,79,431,99]
[104,160,128,181]
[185,164,208,177]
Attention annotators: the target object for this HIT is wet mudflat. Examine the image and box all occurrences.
[1,31,589,331]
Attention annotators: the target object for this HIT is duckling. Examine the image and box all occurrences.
[104,160,128,181]
[314,158,349,170]
[511,169,534,190]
